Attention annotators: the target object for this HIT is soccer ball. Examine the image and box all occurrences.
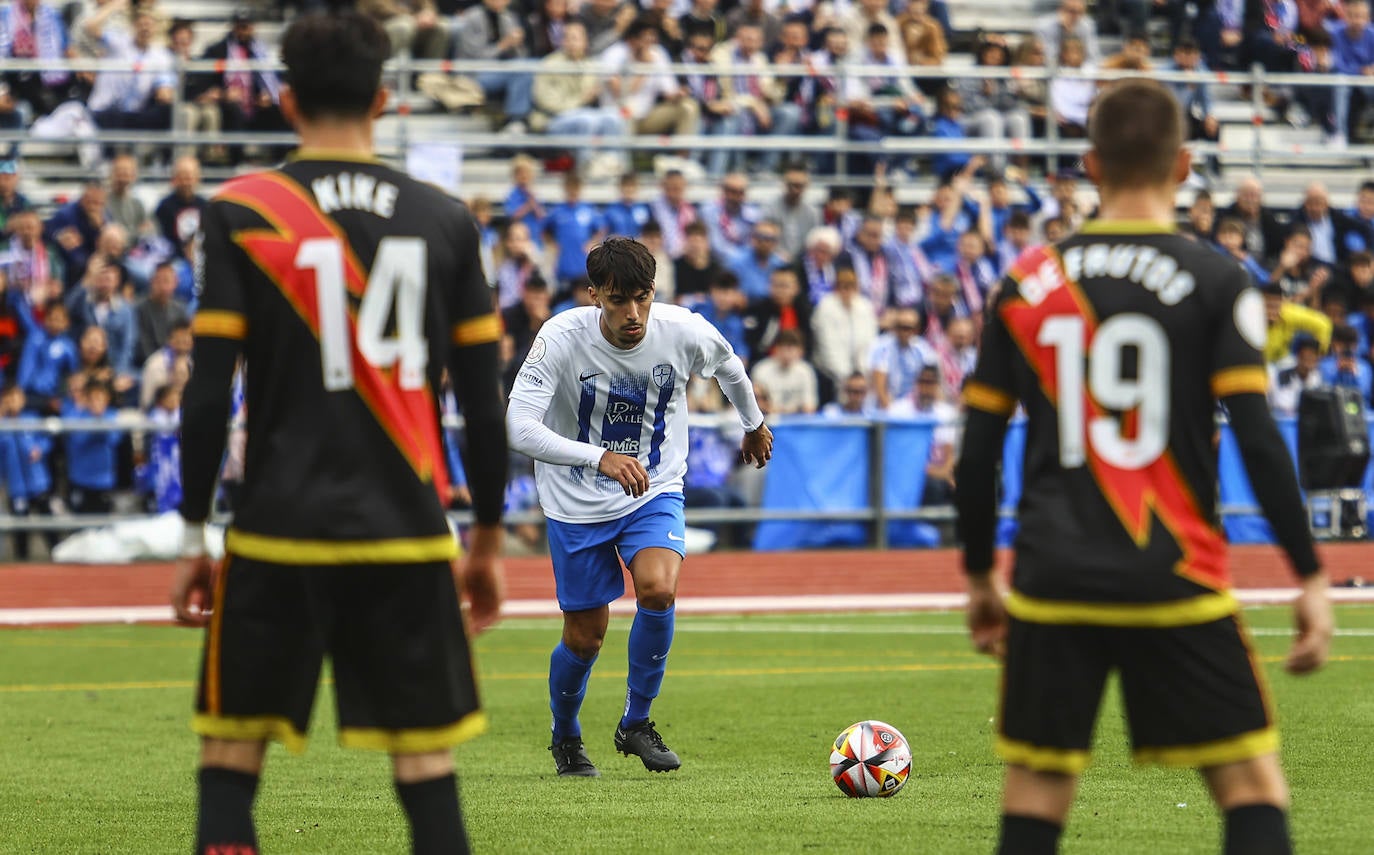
[829,720,912,798]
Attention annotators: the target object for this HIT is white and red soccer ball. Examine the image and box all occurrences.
[829,720,912,798]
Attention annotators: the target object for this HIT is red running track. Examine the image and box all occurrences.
[1,544,1368,610]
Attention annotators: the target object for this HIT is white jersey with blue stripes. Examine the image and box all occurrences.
[509,304,736,524]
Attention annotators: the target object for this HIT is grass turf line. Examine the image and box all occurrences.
[1,607,1372,854]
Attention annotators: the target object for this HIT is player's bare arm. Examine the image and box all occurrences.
[457,524,505,636]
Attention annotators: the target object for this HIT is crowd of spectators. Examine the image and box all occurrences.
[0,153,201,555]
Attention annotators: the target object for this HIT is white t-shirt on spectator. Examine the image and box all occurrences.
[600,42,680,120]
[750,356,819,415]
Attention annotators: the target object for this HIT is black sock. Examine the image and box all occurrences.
[997,814,1063,855]
[396,773,469,855]
[195,767,259,855]
[1225,804,1292,855]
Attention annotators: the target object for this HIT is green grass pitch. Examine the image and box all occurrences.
[2,606,1372,854]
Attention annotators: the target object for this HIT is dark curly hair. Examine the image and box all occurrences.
[585,238,656,298]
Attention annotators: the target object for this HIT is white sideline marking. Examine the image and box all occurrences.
[2,588,1373,626]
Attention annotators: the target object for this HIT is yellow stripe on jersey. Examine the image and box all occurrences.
[963,381,1017,416]
[1133,727,1279,768]
[1211,366,1268,398]
[339,711,489,753]
[1006,590,1239,627]
[192,713,309,755]
[995,736,1092,775]
[192,310,248,340]
[452,313,503,347]
[225,530,458,564]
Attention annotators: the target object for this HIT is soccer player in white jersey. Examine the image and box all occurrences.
[508,238,773,776]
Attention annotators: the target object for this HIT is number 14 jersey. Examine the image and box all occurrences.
[964,222,1269,609]
[193,156,498,558]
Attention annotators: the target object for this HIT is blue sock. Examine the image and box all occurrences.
[549,642,595,743]
[621,604,675,728]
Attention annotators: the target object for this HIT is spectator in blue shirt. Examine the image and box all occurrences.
[693,271,750,364]
[543,173,607,290]
[1165,38,1221,171]
[1331,0,1374,146]
[603,173,651,239]
[44,182,108,288]
[985,168,1042,247]
[728,219,789,300]
[930,87,972,181]
[66,259,137,385]
[65,378,124,514]
[1320,323,1373,401]
[17,299,77,416]
[504,155,547,246]
[920,177,983,272]
[0,383,57,558]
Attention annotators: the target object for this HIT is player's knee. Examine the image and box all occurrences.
[637,587,676,611]
[563,628,605,660]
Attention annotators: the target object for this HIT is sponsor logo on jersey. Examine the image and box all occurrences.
[606,400,645,424]
[601,438,641,453]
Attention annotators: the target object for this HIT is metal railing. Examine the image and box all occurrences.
[0,56,1366,184]
[0,413,1274,548]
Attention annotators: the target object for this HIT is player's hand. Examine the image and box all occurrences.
[1287,573,1334,675]
[456,524,505,636]
[741,423,773,469]
[170,554,215,627]
[965,573,1008,659]
[599,451,649,497]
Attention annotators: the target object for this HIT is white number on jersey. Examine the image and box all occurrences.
[295,236,429,391]
[1038,313,1170,471]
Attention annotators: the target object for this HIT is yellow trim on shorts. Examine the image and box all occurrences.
[1211,366,1269,398]
[1133,727,1279,768]
[996,736,1092,775]
[962,381,1017,416]
[192,713,308,755]
[339,710,489,753]
[451,313,503,347]
[191,310,248,340]
[1006,590,1239,628]
[225,529,459,564]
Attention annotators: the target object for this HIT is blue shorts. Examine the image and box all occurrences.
[545,492,686,612]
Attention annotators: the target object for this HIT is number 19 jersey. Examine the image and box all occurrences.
[193,156,499,562]
[964,222,1269,612]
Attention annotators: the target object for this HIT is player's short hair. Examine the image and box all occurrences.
[1088,78,1184,188]
[280,12,391,121]
[587,238,656,297]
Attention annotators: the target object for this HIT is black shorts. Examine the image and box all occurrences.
[997,615,1276,774]
[192,555,484,754]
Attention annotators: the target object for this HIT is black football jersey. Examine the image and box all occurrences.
[964,222,1270,607]
[190,155,500,562]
